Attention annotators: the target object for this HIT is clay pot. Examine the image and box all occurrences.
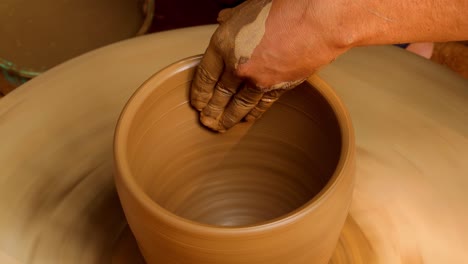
[113,55,355,264]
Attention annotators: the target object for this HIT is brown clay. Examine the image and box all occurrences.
[114,55,355,263]
[0,25,467,263]
[191,0,276,131]
[0,0,144,72]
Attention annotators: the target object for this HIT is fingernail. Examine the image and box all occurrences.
[200,114,219,131]
[244,115,256,122]
[216,122,228,132]
[191,100,206,111]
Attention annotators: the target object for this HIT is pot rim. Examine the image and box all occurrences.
[114,55,355,235]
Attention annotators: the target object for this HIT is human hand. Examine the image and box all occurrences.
[190,0,350,132]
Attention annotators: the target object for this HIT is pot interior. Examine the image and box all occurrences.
[124,64,342,227]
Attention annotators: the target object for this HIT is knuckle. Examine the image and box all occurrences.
[212,26,231,48]
[196,65,217,85]
[217,8,232,23]
[202,107,223,122]
[220,113,236,129]
[234,91,261,108]
[216,81,236,96]
[257,100,274,110]
[234,64,249,78]
[233,96,253,109]
[253,78,275,92]
[203,103,224,115]
[263,90,283,100]
[247,108,263,120]
[257,84,274,93]
[191,88,212,100]
[244,113,256,122]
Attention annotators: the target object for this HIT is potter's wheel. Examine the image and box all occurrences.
[0,25,467,264]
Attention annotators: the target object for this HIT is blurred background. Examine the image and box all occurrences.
[0,0,466,98]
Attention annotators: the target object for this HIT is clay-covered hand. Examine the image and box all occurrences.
[190,0,350,132]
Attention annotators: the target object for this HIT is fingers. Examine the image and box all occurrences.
[200,70,243,130]
[244,89,287,122]
[218,83,264,132]
[190,46,224,111]
[217,8,233,23]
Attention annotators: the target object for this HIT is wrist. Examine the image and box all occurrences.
[300,0,362,50]
[306,0,408,48]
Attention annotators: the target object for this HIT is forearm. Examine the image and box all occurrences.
[306,0,468,47]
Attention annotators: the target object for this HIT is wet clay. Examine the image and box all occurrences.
[0,25,467,264]
[233,1,271,68]
[114,56,355,263]
[190,0,277,131]
[191,0,315,132]
[127,63,343,227]
[0,0,144,72]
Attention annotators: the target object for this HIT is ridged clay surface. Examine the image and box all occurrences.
[114,55,355,264]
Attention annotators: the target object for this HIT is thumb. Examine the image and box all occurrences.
[217,8,233,23]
